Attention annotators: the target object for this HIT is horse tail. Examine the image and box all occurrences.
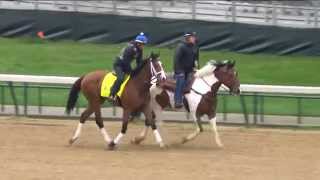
[66,76,84,114]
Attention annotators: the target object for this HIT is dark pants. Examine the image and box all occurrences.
[110,65,126,97]
[174,72,192,105]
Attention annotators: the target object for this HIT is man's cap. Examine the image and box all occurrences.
[183,31,196,37]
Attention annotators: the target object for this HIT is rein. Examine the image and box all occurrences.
[200,77,212,88]
[190,75,223,97]
[190,77,213,96]
[139,58,166,85]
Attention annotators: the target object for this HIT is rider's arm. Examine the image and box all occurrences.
[122,46,135,63]
[194,46,200,69]
[135,49,143,67]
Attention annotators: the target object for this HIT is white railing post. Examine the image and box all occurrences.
[73,0,78,12]
[265,4,270,23]
[315,8,319,28]
[272,3,277,26]
[112,0,117,14]
[151,1,156,17]
[191,0,196,20]
[231,1,236,23]
[34,0,39,10]
[131,0,137,14]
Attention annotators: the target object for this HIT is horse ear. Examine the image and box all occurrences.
[215,60,223,67]
[228,60,236,67]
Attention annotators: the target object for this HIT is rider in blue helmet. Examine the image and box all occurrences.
[110,32,148,101]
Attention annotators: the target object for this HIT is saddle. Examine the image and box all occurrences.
[100,72,130,98]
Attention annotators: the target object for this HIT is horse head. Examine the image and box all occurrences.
[214,60,240,95]
[148,51,166,85]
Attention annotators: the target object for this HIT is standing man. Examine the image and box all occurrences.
[173,32,199,108]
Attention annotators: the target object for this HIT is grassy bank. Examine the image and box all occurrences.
[0,37,319,116]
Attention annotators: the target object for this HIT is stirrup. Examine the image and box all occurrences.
[174,103,183,109]
[108,95,117,102]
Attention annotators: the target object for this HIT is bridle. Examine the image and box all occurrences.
[150,58,166,85]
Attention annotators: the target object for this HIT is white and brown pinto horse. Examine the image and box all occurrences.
[132,60,240,147]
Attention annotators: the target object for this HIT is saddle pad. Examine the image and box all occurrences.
[100,72,130,98]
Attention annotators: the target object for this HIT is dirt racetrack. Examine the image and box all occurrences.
[0,116,319,180]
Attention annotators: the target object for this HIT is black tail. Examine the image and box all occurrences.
[66,76,83,114]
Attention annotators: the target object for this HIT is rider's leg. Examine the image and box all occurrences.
[110,66,125,98]
[183,72,194,92]
[174,72,186,108]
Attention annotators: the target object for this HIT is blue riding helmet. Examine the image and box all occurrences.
[135,32,148,44]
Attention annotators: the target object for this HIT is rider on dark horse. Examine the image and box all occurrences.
[173,32,199,108]
[110,32,148,101]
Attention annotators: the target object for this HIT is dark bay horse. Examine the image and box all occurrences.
[132,60,240,147]
[66,52,166,150]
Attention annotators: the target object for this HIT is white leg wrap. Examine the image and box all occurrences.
[210,117,223,147]
[153,129,163,144]
[100,128,111,143]
[183,112,201,142]
[114,133,124,144]
[186,127,201,141]
[72,123,83,140]
[139,127,149,138]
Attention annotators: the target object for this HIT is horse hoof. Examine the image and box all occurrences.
[131,137,143,145]
[108,141,117,150]
[217,143,224,149]
[160,143,169,149]
[181,137,188,144]
[68,137,77,145]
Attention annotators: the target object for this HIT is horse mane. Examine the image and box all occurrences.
[130,59,149,77]
[194,59,235,78]
[194,60,216,78]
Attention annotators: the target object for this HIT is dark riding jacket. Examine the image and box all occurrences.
[114,41,143,73]
[174,41,199,74]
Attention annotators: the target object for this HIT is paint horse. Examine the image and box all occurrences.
[66,52,166,150]
[132,60,240,147]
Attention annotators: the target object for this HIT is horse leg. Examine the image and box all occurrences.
[144,105,166,148]
[93,103,112,144]
[108,110,130,150]
[208,115,223,148]
[131,103,163,145]
[131,118,150,145]
[69,107,93,145]
[181,112,203,144]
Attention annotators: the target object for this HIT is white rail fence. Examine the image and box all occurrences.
[0,74,319,126]
[0,74,320,95]
[0,0,319,28]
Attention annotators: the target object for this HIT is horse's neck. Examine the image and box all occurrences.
[204,73,221,95]
[202,73,218,85]
[132,61,151,90]
[211,82,222,96]
[191,73,218,95]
